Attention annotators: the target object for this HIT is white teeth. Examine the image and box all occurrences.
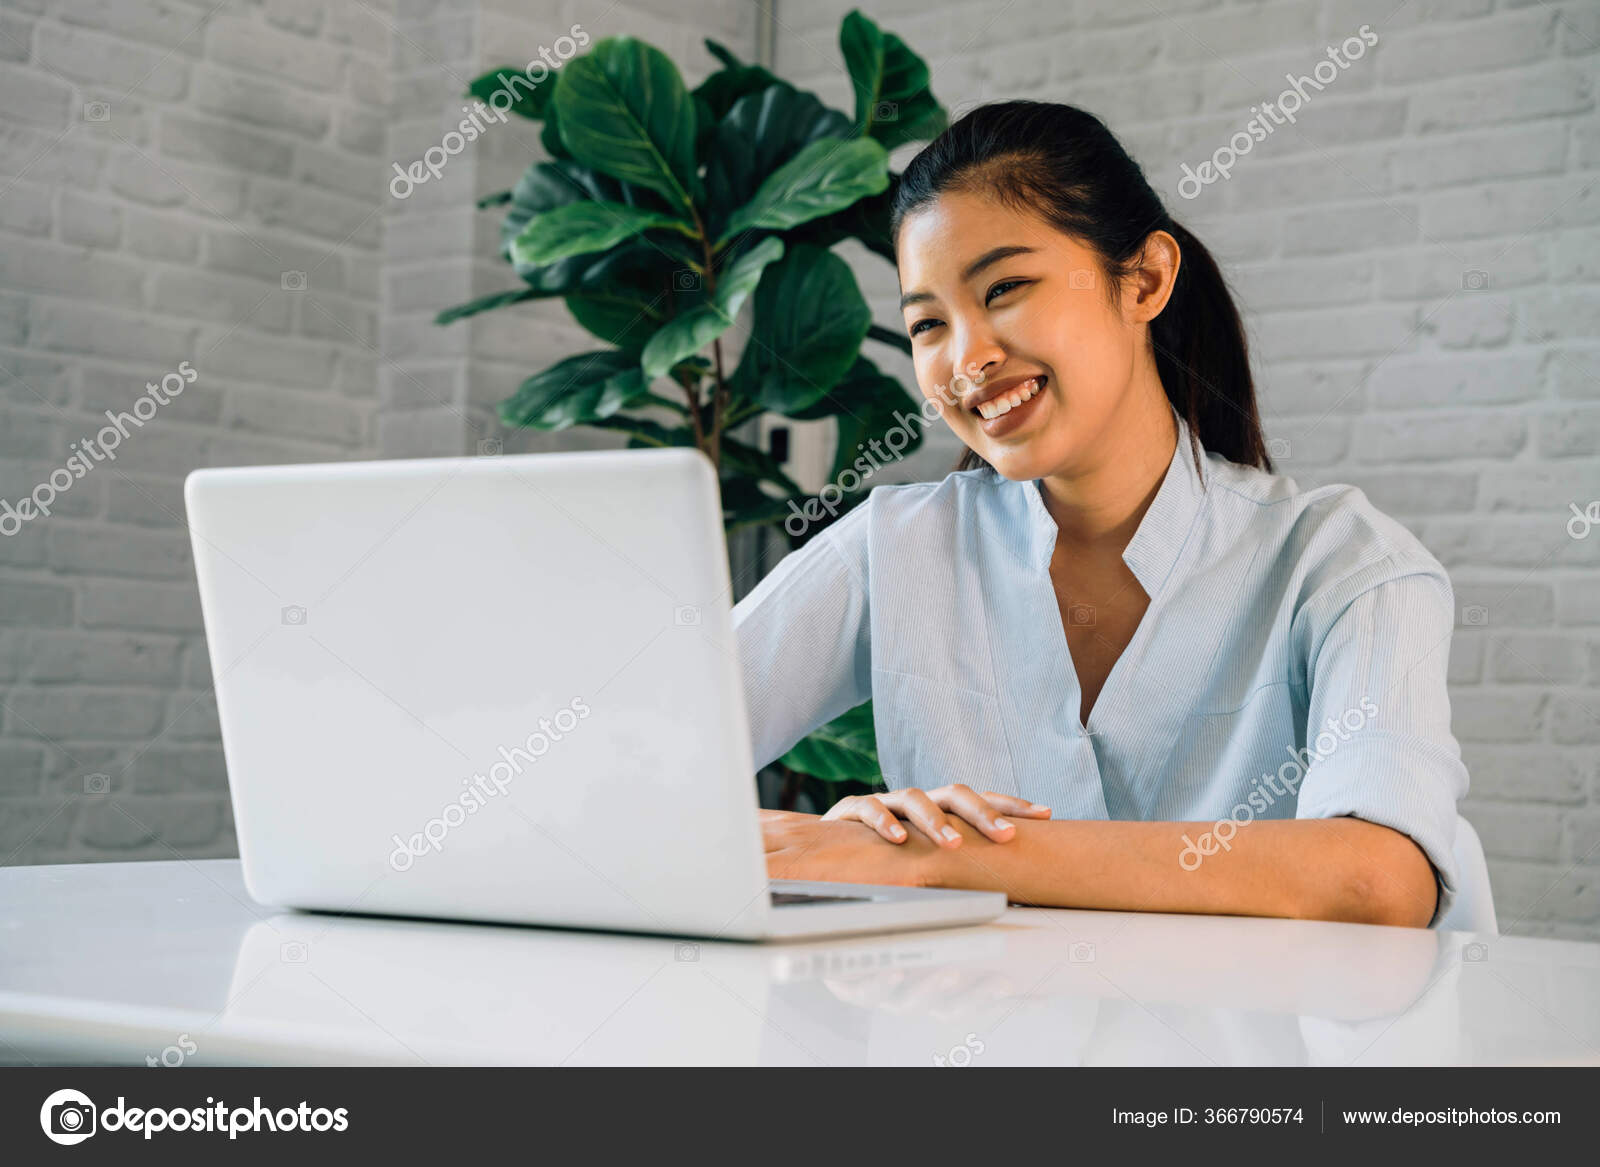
[977,377,1043,420]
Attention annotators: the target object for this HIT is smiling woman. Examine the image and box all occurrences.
[735,100,1468,930]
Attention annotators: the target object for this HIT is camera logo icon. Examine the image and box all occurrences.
[1462,270,1489,291]
[1462,941,1489,963]
[281,605,307,626]
[83,102,110,123]
[873,100,898,123]
[84,772,110,795]
[281,271,306,291]
[1069,941,1096,963]
[477,438,502,456]
[1266,437,1292,459]
[674,270,701,292]
[674,605,700,626]
[40,1088,97,1145]
[281,941,308,963]
[1068,603,1095,627]
[1461,605,1488,627]
[675,942,700,962]
[1068,268,1095,290]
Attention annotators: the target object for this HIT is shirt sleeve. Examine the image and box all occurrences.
[731,506,872,772]
[1292,560,1469,927]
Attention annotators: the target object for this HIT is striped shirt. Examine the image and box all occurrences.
[732,408,1470,924]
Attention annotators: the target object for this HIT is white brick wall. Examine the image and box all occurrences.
[775,0,1600,940]
[0,0,389,863]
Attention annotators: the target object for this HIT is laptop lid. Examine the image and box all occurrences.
[185,447,771,938]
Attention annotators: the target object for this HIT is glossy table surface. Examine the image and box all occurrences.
[2,860,1597,1066]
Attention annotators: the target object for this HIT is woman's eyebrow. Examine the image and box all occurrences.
[898,245,1040,310]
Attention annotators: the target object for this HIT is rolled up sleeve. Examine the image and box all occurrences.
[731,508,872,772]
[1293,561,1469,926]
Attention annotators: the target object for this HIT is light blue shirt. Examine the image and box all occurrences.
[732,410,1470,924]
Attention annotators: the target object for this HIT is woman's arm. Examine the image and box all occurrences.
[763,813,1439,927]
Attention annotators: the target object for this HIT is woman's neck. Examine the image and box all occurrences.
[1037,391,1179,553]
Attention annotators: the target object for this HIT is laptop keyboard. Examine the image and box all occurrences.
[770,890,874,907]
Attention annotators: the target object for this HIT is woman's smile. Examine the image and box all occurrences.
[969,373,1050,439]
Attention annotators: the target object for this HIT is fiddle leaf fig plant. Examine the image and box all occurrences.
[438,10,950,806]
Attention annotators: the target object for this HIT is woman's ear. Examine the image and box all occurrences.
[1124,229,1182,325]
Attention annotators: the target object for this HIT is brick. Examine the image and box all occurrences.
[79,579,203,632]
[1549,694,1600,744]
[190,67,332,140]
[226,385,366,445]
[151,268,292,333]
[1233,256,1373,312]
[46,522,193,580]
[203,331,340,390]
[108,151,247,216]
[25,630,185,687]
[1450,689,1544,742]
[1448,629,1485,682]
[1378,9,1558,86]
[1282,202,1419,257]
[0,65,72,129]
[104,471,187,528]
[0,457,101,518]
[0,580,74,627]
[161,113,294,178]
[1486,858,1600,924]
[59,190,123,249]
[1412,63,1592,134]
[292,144,377,200]
[1368,354,1541,409]
[79,365,222,427]
[0,14,31,62]
[1425,518,1599,570]
[123,744,226,794]
[265,0,325,35]
[335,106,385,156]
[0,125,104,188]
[1428,294,1515,349]
[0,353,71,408]
[250,180,380,246]
[298,293,378,349]
[1538,405,1600,457]
[5,688,166,738]
[1556,578,1600,625]
[1390,125,1568,191]
[1462,802,1565,861]
[1360,412,1527,462]
[1426,177,1600,244]
[35,24,189,101]
[30,301,197,365]
[1252,306,1418,363]
[1462,743,1587,804]
[124,211,202,263]
[1354,470,1478,515]
[0,235,145,307]
[0,798,75,853]
[206,16,346,93]
[0,179,53,236]
[0,742,45,796]
[78,795,227,850]
[1548,348,1600,400]
[53,0,207,55]
[1451,580,1556,627]
[1480,464,1600,511]
[1489,633,1587,683]
[205,230,345,294]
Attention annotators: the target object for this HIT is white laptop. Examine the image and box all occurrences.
[184,446,1005,941]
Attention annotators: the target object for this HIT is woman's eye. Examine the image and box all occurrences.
[908,318,940,337]
[986,279,1028,304]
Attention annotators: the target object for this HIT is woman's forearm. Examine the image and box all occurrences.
[918,815,1438,927]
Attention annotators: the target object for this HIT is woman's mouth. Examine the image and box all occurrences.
[972,375,1048,437]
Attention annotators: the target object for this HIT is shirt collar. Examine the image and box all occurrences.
[1018,406,1210,596]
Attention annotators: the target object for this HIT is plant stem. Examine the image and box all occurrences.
[709,337,728,472]
[676,370,704,448]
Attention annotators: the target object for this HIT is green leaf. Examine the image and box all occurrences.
[499,160,672,293]
[778,701,881,783]
[705,83,852,238]
[730,243,871,415]
[466,66,553,120]
[840,10,948,151]
[791,179,897,264]
[434,286,539,326]
[562,244,672,349]
[703,38,744,70]
[499,350,651,431]
[718,475,800,532]
[721,435,801,494]
[553,36,701,217]
[718,136,888,247]
[641,236,784,380]
[510,200,694,268]
[589,415,693,447]
[476,189,512,209]
[813,356,927,484]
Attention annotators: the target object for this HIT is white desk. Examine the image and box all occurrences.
[2,860,1597,1067]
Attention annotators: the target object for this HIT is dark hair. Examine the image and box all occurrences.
[889,100,1272,476]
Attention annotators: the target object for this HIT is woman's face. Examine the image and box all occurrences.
[896,188,1177,482]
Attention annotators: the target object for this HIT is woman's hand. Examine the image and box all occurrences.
[820,784,1050,847]
[762,810,939,887]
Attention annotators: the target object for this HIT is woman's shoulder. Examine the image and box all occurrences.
[1203,453,1452,602]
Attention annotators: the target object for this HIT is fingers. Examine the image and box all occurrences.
[822,795,907,843]
[977,791,1053,818]
[931,783,1020,843]
[880,787,964,848]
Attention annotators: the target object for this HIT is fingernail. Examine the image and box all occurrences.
[890,824,905,840]
[1030,804,1050,814]
[993,817,1012,831]
[940,826,961,843]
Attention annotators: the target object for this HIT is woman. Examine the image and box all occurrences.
[738,101,1466,928]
